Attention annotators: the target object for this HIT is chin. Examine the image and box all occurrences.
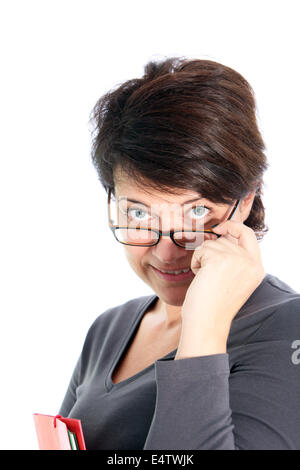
[153,284,189,306]
[134,265,192,305]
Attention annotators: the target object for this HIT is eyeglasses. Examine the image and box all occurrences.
[107,189,240,250]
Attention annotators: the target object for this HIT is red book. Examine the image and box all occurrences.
[33,413,86,450]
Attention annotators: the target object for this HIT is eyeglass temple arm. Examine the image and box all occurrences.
[211,199,241,230]
[229,199,241,220]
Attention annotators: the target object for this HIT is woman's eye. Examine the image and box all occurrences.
[190,205,209,219]
[127,207,149,220]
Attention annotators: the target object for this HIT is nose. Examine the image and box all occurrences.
[151,234,187,264]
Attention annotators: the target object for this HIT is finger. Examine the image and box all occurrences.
[191,240,224,272]
[196,239,224,251]
[212,220,258,252]
[214,235,241,251]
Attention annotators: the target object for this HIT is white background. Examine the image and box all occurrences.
[0,0,299,450]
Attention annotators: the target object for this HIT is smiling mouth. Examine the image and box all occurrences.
[155,267,191,274]
[151,265,194,281]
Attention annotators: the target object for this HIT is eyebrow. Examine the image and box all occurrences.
[117,196,204,207]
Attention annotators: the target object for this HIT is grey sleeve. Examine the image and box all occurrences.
[58,356,81,417]
[143,354,235,450]
[58,314,101,417]
[143,340,300,450]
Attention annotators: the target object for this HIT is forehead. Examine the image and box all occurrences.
[114,168,204,206]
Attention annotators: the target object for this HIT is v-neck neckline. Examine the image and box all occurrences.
[104,274,273,393]
[105,295,177,392]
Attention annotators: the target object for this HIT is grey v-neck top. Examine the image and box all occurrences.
[59,273,300,450]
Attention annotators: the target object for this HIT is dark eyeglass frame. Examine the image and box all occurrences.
[107,189,241,249]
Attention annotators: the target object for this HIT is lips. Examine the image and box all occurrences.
[151,265,194,282]
[153,266,191,273]
[157,267,190,274]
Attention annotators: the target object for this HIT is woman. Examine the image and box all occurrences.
[59,56,300,450]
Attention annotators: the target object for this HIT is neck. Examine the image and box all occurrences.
[156,298,182,329]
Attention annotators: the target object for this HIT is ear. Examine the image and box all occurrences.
[240,190,257,222]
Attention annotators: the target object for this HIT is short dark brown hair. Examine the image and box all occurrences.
[90,56,269,240]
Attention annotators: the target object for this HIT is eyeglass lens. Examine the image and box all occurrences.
[113,227,218,250]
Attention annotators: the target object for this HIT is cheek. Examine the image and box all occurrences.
[124,246,149,271]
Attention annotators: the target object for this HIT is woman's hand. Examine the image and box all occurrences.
[175,220,265,359]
